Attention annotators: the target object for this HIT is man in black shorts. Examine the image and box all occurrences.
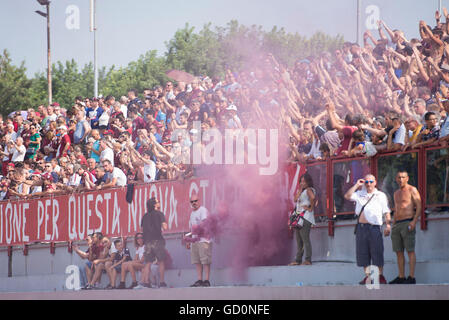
[140,197,168,288]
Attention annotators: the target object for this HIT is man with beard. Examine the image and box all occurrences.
[140,197,168,288]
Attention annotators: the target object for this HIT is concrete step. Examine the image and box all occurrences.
[1,261,449,293]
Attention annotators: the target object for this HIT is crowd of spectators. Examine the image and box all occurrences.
[2,11,449,200]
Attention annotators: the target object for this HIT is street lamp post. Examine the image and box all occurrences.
[90,0,98,98]
[35,0,52,105]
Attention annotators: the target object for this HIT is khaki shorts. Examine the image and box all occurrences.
[190,242,212,265]
[391,220,416,252]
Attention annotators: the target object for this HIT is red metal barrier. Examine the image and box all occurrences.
[2,145,448,246]
[303,145,449,235]
[0,176,227,247]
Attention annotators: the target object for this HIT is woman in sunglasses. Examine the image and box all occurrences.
[344,174,391,286]
[115,232,146,289]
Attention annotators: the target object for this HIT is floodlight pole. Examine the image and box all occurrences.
[91,0,98,98]
[46,2,52,105]
[356,0,361,45]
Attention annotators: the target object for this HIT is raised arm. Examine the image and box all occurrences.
[325,100,344,132]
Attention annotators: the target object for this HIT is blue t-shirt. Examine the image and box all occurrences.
[156,111,166,124]
[90,140,101,162]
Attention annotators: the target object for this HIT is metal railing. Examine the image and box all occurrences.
[304,145,449,235]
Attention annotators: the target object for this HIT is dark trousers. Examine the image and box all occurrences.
[294,219,312,263]
[355,223,384,268]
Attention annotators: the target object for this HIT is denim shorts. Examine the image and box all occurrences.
[355,223,384,268]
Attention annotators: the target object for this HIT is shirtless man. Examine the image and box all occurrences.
[389,170,422,284]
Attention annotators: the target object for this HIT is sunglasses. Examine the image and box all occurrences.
[190,200,198,204]
[365,180,375,184]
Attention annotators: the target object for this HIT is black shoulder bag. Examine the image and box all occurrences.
[354,194,375,235]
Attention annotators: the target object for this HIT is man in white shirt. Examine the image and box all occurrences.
[46,105,58,123]
[225,104,242,129]
[5,124,18,142]
[186,194,212,287]
[10,137,26,163]
[100,159,127,188]
[344,174,391,286]
[142,151,156,183]
[99,140,114,166]
[66,164,81,187]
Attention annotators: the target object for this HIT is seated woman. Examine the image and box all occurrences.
[121,233,146,289]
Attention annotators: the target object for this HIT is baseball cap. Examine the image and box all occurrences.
[57,125,67,131]
[226,104,238,111]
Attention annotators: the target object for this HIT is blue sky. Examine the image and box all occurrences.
[0,0,442,77]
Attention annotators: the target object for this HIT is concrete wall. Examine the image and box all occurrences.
[1,214,448,291]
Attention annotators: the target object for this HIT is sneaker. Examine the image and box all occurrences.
[84,284,93,290]
[159,282,168,288]
[190,280,203,287]
[379,275,387,284]
[404,276,416,284]
[143,283,153,288]
[117,282,126,289]
[133,284,145,290]
[389,276,406,284]
[202,280,211,287]
[127,282,138,289]
[105,284,114,290]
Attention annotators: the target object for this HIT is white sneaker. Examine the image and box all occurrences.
[133,284,145,290]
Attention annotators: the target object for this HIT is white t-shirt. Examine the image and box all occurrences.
[143,160,156,183]
[120,104,128,119]
[111,167,127,187]
[11,145,26,162]
[47,114,58,122]
[68,173,81,187]
[392,123,406,145]
[2,145,11,161]
[98,110,110,126]
[189,206,211,243]
[53,165,61,174]
[349,188,390,226]
[30,186,43,194]
[296,188,316,225]
[136,245,145,260]
[100,147,114,166]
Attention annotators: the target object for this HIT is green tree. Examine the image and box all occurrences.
[0,49,32,116]
[165,20,344,79]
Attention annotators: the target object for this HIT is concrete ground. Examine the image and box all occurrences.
[0,284,448,300]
